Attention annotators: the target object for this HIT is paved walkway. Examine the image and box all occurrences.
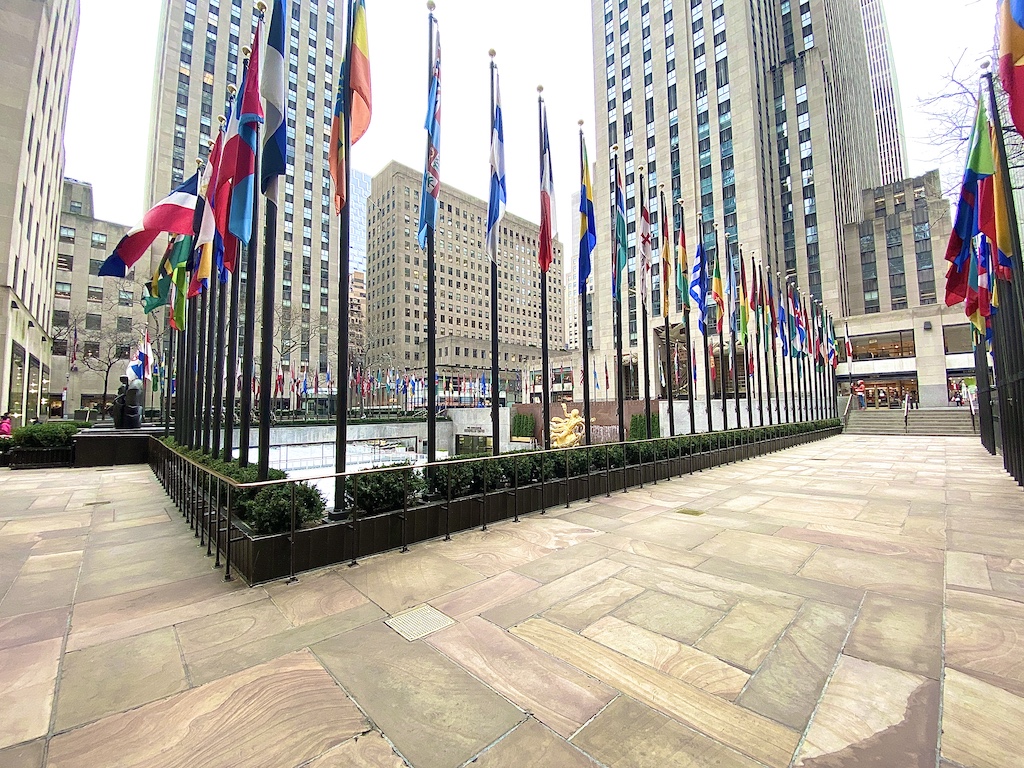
[1,435,1022,767]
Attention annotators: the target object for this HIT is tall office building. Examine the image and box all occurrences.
[365,161,566,399]
[349,169,371,274]
[145,0,348,377]
[0,0,80,425]
[589,0,879,399]
[860,0,907,187]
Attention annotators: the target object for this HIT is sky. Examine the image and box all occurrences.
[64,0,996,232]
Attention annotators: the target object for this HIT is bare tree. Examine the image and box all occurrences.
[79,324,136,418]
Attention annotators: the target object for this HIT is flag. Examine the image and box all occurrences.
[538,99,557,273]
[676,207,687,311]
[748,264,759,340]
[329,0,373,213]
[579,135,596,294]
[69,324,78,372]
[660,191,671,317]
[418,15,441,250]
[979,124,1015,281]
[638,178,651,311]
[486,63,506,262]
[613,162,627,298]
[188,125,225,297]
[779,283,790,358]
[143,237,177,314]
[737,252,748,346]
[228,19,264,245]
[605,357,610,390]
[690,242,707,333]
[999,0,1024,138]
[215,68,243,269]
[945,97,995,306]
[710,246,725,332]
[844,322,853,361]
[139,329,153,381]
[166,234,193,330]
[98,173,199,277]
[261,0,288,202]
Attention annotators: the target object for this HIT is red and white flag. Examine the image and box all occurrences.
[538,98,557,273]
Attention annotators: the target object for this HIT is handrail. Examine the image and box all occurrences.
[967,383,977,433]
[842,389,854,428]
[903,393,911,433]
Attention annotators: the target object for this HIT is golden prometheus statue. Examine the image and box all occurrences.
[550,402,589,448]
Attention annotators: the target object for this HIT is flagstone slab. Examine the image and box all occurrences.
[845,593,942,679]
[473,718,599,767]
[54,627,188,732]
[175,597,292,660]
[265,567,369,626]
[941,668,1024,768]
[428,527,558,577]
[426,616,615,737]
[340,548,484,615]
[798,546,943,603]
[794,655,937,767]
[313,622,523,768]
[775,526,943,563]
[0,606,70,651]
[945,608,1024,697]
[513,540,614,583]
[556,509,631,531]
[695,599,797,672]
[46,650,365,768]
[613,515,723,551]
[697,555,863,608]
[694,529,818,573]
[511,618,800,768]
[303,731,406,768]
[0,637,61,750]
[612,589,725,645]
[429,570,541,621]
[0,565,80,619]
[543,577,644,632]
[582,615,749,699]
[591,533,708,569]
[736,600,856,730]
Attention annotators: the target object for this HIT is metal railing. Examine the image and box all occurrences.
[149,420,842,586]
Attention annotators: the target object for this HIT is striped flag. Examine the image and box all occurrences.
[486,63,506,262]
[227,18,264,245]
[538,97,556,273]
[638,177,651,311]
[660,190,671,317]
[261,0,289,203]
[578,135,596,294]
[418,13,441,249]
[613,163,627,298]
[330,0,372,213]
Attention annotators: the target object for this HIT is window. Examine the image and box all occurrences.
[118,290,134,306]
[55,281,71,297]
[57,253,73,271]
[88,286,103,302]
[52,310,69,327]
[59,226,75,243]
[89,259,104,276]
[69,200,82,214]
[52,340,68,356]
[86,314,102,331]
[116,345,131,360]
[84,341,100,358]
[91,232,107,249]
[117,317,132,332]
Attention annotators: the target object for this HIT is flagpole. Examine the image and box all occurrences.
[176,319,187,444]
[538,87,551,450]
[613,146,626,443]
[786,280,797,421]
[728,239,741,428]
[754,268,766,427]
[579,122,592,446]
[201,259,218,453]
[766,263,779,425]
[778,272,789,422]
[714,226,727,430]
[424,5,438,464]
[487,50,502,456]
[637,168,652,438]
[740,248,753,428]
[663,189,676,437]
[164,320,174,438]
[223,245,242,460]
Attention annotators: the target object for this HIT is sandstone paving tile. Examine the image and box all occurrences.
[265,567,369,626]
[946,551,992,590]
[29,534,88,555]
[941,667,1024,768]
[696,555,862,608]
[987,555,1024,574]
[695,599,797,672]
[481,559,626,628]
[612,589,724,645]
[542,578,643,632]
[0,738,44,768]
[0,566,80,619]
[74,546,213,603]
[989,571,1024,601]
[945,608,1024,697]
[510,618,800,768]
[612,515,723,551]
[845,593,942,679]
[512,540,613,583]
[17,551,83,575]
[0,513,92,540]
[303,730,406,768]
[555,508,631,532]
[0,606,70,651]
[426,616,615,737]
[426,527,558,577]
[54,627,188,732]
[736,600,856,730]
[46,650,365,768]
[900,516,945,546]
[582,615,749,699]
[947,531,1024,559]
[0,637,61,750]
[775,526,943,563]
[313,621,523,768]
[797,546,943,604]
[794,655,937,768]
[186,601,385,686]
[694,529,818,574]
[429,571,541,621]
[340,548,484,615]
[572,695,763,768]
[590,533,707,569]
[472,717,600,768]
[175,597,293,661]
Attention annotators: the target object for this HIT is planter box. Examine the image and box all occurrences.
[9,445,74,469]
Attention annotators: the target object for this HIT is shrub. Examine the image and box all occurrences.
[628,412,660,440]
[346,462,424,514]
[512,412,535,438]
[12,421,87,448]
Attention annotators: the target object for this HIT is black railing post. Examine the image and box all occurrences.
[289,483,297,582]
[224,485,232,582]
[402,471,410,552]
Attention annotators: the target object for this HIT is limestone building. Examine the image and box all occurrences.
[365,161,566,404]
[348,270,366,362]
[146,0,367,381]
[839,170,969,408]
[588,0,879,400]
[860,0,908,186]
[0,0,80,425]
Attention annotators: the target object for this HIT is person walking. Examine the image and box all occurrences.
[854,380,866,409]
[0,412,12,438]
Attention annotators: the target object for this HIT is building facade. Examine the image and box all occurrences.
[49,179,144,417]
[839,170,966,408]
[0,0,80,425]
[860,0,907,187]
[589,0,880,400]
[146,0,360,382]
[365,161,566,403]
[348,269,366,361]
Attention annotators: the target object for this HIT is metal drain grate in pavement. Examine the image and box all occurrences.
[385,604,454,641]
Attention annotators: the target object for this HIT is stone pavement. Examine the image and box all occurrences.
[1,434,1022,767]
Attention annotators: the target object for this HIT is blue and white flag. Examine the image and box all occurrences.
[690,242,707,334]
[418,16,441,250]
[261,0,289,203]
[486,64,506,262]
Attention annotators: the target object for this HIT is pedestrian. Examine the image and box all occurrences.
[854,380,866,409]
[0,412,11,438]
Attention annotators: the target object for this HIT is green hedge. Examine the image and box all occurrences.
[12,421,90,448]
[512,412,535,438]
[345,462,425,515]
[629,412,660,440]
[161,439,326,535]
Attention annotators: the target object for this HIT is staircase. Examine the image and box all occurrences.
[845,408,977,436]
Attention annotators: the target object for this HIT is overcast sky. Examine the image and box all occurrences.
[64,0,995,232]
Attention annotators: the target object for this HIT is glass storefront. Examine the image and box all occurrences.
[850,330,915,360]
[841,375,919,408]
[8,342,25,426]
[26,355,40,423]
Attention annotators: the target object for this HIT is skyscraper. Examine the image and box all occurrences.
[590,0,879,399]
[0,0,80,425]
[860,0,908,186]
[145,0,348,376]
